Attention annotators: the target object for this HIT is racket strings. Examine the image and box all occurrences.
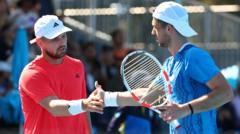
[124,56,157,77]
[124,54,144,67]
[139,80,166,104]
[124,54,157,72]
[123,53,168,107]
[150,81,168,106]
[124,56,161,89]
[126,67,158,89]
[124,59,160,89]
[126,69,161,89]
[124,55,149,72]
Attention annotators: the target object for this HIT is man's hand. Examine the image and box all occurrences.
[93,81,142,107]
[82,83,104,114]
[94,81,104,100]
[154,101,190,123]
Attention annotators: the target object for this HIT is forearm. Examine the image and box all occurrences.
[188,73,233,114]
[117,91,140,106]
[104,88,147,107]
[187,88,233,114]
[40,97,86,117]
[159,88,233,121]
[156,73,233,122]
[48,99,73,116]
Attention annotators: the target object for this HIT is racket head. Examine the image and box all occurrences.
[120,50,172,109]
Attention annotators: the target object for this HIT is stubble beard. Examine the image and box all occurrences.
[158,35,171,48]
[158,43,168,47]
[44,47,67,59]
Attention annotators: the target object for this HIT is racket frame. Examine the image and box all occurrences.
[120,50,181,129]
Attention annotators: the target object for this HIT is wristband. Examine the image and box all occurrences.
[104,92,118,107]
[68,100,85,115]
[188,103,194,115]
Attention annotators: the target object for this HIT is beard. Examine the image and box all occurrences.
[157,34,171,48]
[158,43,168,47]
[44,46,67,59]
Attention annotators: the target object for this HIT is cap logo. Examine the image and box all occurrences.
[53,22,59,28]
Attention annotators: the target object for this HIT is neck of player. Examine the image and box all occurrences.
[168,36,188,56]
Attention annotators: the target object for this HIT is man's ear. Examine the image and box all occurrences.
[36,38,42,47]
[166,25,173,32]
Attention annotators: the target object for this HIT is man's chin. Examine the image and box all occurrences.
[52,52,66,59]
[57,53,66,59]
[158,43,168,47]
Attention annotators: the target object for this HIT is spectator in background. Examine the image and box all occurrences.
[0,0,9,30]
[66,40,81,59]
[0,22,16,61]
[90,45,118,133]
[111,29,124,50]
[0,0,12,61]
[10,0,40,46]
[105,47,131,93]
[39,0,54,16]
[9,0,41,61]
[111,29,131,60]
[98,45,117,90]
[10,0,40,30]
[0,61,21,125]
[0,62,12,97]
[81,41,101,95]
[80,41,107,133]
[106,28,132,92]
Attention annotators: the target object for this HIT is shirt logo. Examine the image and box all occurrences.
[53,22,59,28]
[75,73,80,78]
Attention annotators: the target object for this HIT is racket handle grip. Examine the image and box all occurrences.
[171,120,181,129]
[151,109,181,129]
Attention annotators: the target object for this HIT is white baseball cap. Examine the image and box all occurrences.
[30,15,72,44]
[152,1,197,37]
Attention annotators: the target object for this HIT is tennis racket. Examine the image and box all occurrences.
[120,50,181,129]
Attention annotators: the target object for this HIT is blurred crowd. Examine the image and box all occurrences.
[0,0,41,127]
[0,0,240,134]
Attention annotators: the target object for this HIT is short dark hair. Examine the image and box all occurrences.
[156,19,184,37]
[157,19,169,28]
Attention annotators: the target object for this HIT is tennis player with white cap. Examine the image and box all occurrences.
[19,15,104,134]
[97,1,233,134]
[29,15,72,44]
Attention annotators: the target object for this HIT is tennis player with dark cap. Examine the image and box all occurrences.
[19,15,104,134]
[98,1,233,134]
